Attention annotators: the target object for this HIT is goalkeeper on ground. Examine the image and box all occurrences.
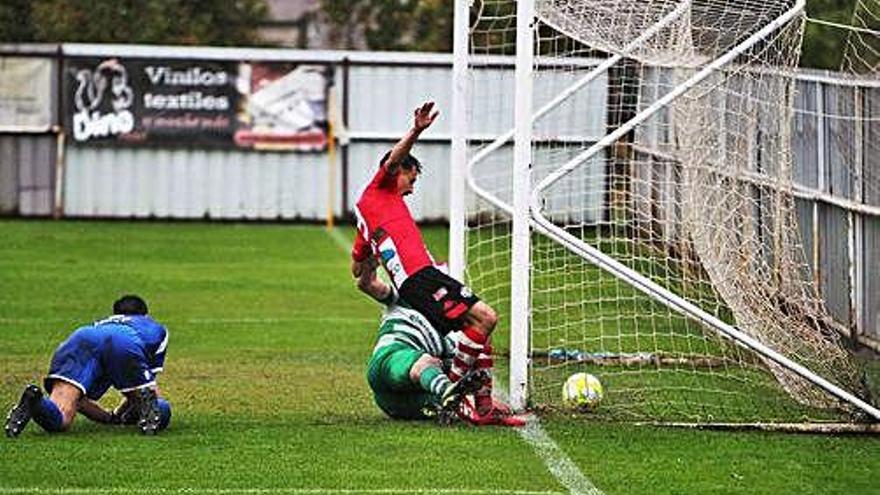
[353,255,525,426]
[5,295,171,438]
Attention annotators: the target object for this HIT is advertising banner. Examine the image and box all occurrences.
[236,62,330,151]
[0,57,54,131]
[65,57,329,151]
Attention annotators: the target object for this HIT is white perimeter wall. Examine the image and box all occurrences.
[62,48,609,221]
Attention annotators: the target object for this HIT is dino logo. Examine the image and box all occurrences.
[71,59,135,142]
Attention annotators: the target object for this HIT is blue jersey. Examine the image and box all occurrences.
[45,315,169,400]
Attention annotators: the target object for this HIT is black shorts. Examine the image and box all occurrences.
[398,266,480,335]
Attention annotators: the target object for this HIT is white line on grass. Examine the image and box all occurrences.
[494,387,604,495]
[517,419,604,495]
[326,226,353,254]
[0,489,565,495]
[323,228,603,495]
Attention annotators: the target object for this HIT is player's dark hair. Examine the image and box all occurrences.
[381,151,421,173]
[113,295,149,315]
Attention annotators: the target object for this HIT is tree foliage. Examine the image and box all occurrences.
[0,0,269,46]
[0,0,37,42]
[0,0,870,71]
[317,0,452,51]
[801,0,862,70]
[317,0,865,70]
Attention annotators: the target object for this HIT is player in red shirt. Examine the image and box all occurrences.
[352,102,507,423]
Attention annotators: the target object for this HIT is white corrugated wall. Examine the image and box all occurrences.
[64,146,341,220]
[61,49,605,221]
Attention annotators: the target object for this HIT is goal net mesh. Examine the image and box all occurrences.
[464,0,874,423]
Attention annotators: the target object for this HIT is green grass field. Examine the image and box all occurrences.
[1,219,878,495]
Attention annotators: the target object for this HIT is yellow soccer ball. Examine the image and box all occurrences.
[562,372,603,411]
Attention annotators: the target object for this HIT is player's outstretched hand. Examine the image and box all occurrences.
[414,101,439,132]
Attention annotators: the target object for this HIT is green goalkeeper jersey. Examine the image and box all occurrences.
[373,304,456,359]
[367,303,458,419]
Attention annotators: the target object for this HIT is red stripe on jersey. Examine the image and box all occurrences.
[351,234,371,262]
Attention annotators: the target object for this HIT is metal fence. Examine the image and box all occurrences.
[792,72,880,350]
[0,44,876,347]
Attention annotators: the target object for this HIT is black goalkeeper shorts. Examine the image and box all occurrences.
[398,266,480,335]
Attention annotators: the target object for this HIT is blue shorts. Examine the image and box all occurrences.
[45,326,157,400]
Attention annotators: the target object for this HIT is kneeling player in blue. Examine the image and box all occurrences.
[4,295,171,437]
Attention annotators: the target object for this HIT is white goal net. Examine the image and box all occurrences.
[459,0,880,423]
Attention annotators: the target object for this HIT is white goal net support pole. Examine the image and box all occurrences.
[450,0,472,282]
[509,0,536,410]
[457,0,880,423]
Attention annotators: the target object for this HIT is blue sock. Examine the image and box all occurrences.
[31,398,64,433]
[157,399,172,431]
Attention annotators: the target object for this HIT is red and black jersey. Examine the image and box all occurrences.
[353,161,434,288]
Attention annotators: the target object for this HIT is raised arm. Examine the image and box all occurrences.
[382,101,439,174]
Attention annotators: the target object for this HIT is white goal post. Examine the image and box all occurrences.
[451,0,880,424]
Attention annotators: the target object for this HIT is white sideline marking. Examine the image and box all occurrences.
[0,489,564,495]
[326,226,353,254]
[517,420,604,495]
[495,387,604,495]
[323,228,603,495]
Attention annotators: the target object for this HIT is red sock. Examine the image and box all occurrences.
[449,326,487,382]
[474,344,493,415]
